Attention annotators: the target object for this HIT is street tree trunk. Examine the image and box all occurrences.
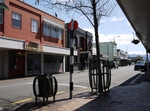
[92,0,103,93]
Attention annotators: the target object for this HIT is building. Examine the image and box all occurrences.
[66,26,93,71]
[117,49,132,66]
[92,42,117,61]
[0,0,71,79]
[93,42,131,66]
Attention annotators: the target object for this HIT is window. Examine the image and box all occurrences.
[57,28,62,39]
[43,22,50,36]
[43,20,63,39]
[51,26,57,38]
[0,8,3,24]
[31,19,38,33]
[0,0,4,3]
[12,12,21,28]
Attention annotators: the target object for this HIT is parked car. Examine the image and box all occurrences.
[134,60,147,71]
[110,61,118,69]
[131,62,135,65]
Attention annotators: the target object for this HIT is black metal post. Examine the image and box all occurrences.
[69,30,74,99]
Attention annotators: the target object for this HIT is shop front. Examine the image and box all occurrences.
[27,53,41,75]
[43,54,63,73]
[9,50,25,78]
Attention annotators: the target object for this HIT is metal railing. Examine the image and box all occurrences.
[89,59,111,94]
[33,73,58,105]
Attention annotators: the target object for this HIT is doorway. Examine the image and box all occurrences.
[27,53,41,75]
[9,51,25,78]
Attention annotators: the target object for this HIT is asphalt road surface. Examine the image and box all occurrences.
[0,65,143,111]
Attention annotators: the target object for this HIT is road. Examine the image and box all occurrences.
[0,65,143,111]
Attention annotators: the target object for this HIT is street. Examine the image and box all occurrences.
[0,65,143,111]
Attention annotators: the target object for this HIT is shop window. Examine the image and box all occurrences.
[44,55,63,63]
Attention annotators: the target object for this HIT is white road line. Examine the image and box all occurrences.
[0,82,87,89]
[27,82,88,89]
[58,83,87,89]
[0,83,26,88]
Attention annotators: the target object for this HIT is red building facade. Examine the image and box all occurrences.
[0,0,69,79]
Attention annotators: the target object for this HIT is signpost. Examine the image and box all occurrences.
[68,19,78,99]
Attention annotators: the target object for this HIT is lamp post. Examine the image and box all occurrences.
[111,35,120,42]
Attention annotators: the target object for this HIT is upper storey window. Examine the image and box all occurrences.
[12,12,21,29]
[43,22,50,36]
[31,19,38,33]
[0,0,4,2]
[0,8,3,24]
[43,18,63,39]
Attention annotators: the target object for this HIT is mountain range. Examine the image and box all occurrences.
[128,54,148,60]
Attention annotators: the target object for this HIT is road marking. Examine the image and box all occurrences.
[0,83,27,88]
[27,82,88,89]
[58,83,87,89]
[57,91,65,94]
[11,91,65,105]
[12,98,33,105]
[130,74,142,85]
[0,82,87,90]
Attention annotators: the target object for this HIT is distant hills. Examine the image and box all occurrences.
[128,54,147,60]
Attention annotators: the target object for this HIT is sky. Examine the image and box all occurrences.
[24,0,146,55]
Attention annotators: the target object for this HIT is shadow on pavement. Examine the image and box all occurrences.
[72,72,149,111]
[15,72,149,111]
[14,97,71,111]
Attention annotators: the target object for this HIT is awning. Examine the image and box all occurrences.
[43,18,64,29]
[0,2,9,10]
[116,0,150,52]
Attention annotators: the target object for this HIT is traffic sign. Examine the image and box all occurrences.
[68,19,78,30]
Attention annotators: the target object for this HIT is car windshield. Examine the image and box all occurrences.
[136,61,145,65]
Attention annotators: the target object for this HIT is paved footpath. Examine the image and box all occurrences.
[16,81,150,111]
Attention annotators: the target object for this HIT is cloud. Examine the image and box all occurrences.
[83,28,145,55]
[84,28,134,45]
[128,51,146,55]
[110,16,124,22]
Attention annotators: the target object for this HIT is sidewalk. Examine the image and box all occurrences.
[16,74,150,111]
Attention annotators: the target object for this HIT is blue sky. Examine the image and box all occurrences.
[24,0,146,55]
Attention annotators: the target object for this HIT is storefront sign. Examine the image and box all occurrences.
[25,40,43,52]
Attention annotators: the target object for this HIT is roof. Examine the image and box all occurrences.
[116,0,150,52]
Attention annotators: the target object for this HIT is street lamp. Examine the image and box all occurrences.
[111,35,120,42]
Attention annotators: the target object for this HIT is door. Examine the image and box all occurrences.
[9,51,25,78]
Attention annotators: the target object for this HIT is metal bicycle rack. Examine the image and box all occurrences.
[33,73,58,105]
[89,59,111,94]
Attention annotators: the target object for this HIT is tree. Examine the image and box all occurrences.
[36,0,116,93]
[133,56,144,63]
